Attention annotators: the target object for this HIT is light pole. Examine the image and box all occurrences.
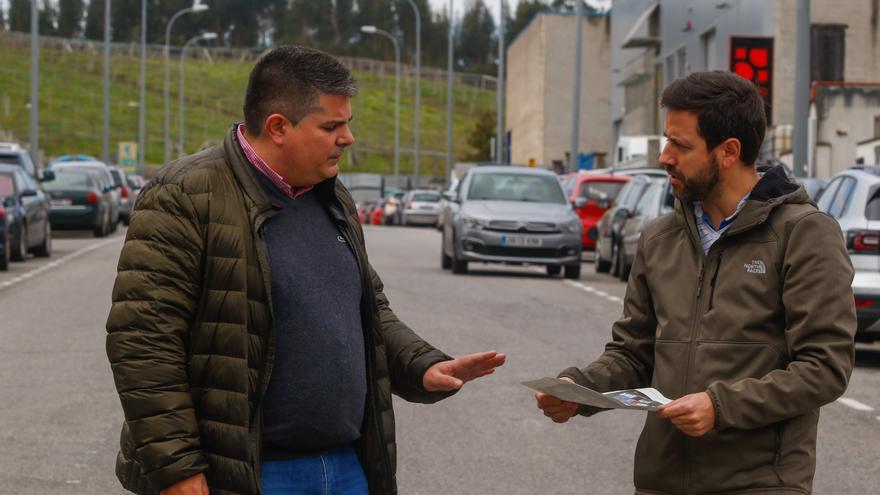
[29,0,39,168]
[446,0,454,185]
[164,2,209,165]
[496,0,505,163]
[179,32,217,157]
[137,0,146,175]
[569,0,584,171]
[362,26,401,189]
[402,0,421,188]
[102,0,111,164]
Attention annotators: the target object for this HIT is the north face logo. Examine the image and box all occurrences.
[744,260,766,274]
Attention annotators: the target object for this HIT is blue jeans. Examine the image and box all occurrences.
[260,446,369,495]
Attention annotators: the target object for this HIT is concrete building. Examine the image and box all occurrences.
[610,0,880,177]
[505,11,611,171]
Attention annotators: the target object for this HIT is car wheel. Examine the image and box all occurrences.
[11,225,27,262]
[609,241,620,278]
[33,222,51,257]
[94,209,109,237]
[0,236,9,271]
[594,244,611,273]
[441,233,453,270]
[451,238,468,274]
[564,263,581,280]
[546,264,562,277]
[617,245,630,281]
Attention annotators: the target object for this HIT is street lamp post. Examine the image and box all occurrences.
[179,32,217,157]
[102,0,111,164]
[164,2,209,165]
[569,0,584,171]
[138,0,146,174]
[446,0,454,185]
[361,26,401,189]
[496,0,505,163]
[402,0,421,188]
[30,0,39,168]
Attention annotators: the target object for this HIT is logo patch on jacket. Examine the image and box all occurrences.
[337,235,347,244]
[744,260,766,274]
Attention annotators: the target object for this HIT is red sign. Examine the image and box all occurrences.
[730,37,773,123]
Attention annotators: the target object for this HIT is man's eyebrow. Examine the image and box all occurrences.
[321,116,354,125]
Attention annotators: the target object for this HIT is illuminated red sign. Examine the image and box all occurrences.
[730,36,774,123]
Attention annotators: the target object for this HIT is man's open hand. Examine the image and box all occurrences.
[535,376,579,423]
[656,391,715,437]
[422,351,506,392]
[159,473,208,495]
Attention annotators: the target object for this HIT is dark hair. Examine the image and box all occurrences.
[660,71,767,165]
[243,45,357,136]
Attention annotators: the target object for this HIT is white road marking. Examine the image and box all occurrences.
[563,280,622,305]
[0,237,120,293]
[836,398,875,412]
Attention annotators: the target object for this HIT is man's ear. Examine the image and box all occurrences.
[718,138,742,169]
[264,114,290,146]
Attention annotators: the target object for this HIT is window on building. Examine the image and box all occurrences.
[811,24,846,82]
[702,29,716,70]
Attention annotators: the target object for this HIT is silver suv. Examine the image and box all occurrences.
[815,165,880,342]
[439,166,583,279]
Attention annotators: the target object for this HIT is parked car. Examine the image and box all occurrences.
[43,169,118,237]
[797,177,828,201]
[0,204,9,271]
[562,173,629,251]
[815,165,880,342]
[400,189,441,226]
[616,177,675,280]
[593,172,664,274]
[0,164,53,261]
[439,166,583,278]
[49,161,121,230]
[0,142,38,178]
[108,166,134,225]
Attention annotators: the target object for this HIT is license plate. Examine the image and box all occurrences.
[51,199,72,207]
[419,205,434,210]
[501,235,543,247]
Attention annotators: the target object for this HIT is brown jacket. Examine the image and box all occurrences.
[107,127,453,494]
[561,166,856,494]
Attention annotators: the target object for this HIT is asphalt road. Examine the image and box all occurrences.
[0,225,878,494]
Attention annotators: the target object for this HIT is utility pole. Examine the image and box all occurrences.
[29,0,39,168]
[102,0,111,163]
[496,0,505,163]
[446,0,454,184]
[792,0,810,177]
[569,0,584,172]
[403,0,421,188]
[137,0,147,174]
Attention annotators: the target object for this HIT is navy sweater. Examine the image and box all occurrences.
[256,175,367,455]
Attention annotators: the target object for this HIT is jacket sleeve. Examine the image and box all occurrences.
[106,182,208,491]
[559,233,657,416]
[707,212,856,430]
[368,262,458,404]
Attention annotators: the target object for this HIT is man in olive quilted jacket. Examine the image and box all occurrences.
[107,45,505,495]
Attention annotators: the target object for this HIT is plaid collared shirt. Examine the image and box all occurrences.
[694,194,749,255]
[236,123,312,199]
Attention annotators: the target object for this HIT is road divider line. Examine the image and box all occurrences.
[563,280,623,306]
[836,398,874,412]
[0,237,120,294]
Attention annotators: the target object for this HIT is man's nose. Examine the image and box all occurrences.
[658,143,674,167]
[338,126,355,147]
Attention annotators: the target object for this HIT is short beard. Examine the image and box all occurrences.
[672,154,720,202]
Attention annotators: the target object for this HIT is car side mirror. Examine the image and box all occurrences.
[614,207,631,219]
[3,197,14,208]
[40,170,55,182]
[102,186,113,194]
[443,191,457,202]
[20,188,38,198]
[573,197,587,209]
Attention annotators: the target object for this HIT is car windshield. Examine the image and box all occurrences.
[467,173,567,204]
[579,181,625,202]
[412,193,439,202]
[44,172,94,189]
[109,169,124,186]
[0,173,14,198]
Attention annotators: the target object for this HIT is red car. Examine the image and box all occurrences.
[562,173,630,250]
[369,200,385,225]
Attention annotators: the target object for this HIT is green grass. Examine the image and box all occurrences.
[0,37,496,177]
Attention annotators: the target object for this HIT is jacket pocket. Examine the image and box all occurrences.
[690,340,782,391]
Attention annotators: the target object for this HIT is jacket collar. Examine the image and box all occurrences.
[675,165,811,240]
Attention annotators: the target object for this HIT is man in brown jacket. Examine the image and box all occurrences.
[536,71,856,494]
[107,46,505,495]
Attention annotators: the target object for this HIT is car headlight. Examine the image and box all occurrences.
[562,219,582,233]
[461,215,489,229]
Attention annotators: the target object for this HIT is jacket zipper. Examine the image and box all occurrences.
[707,250,724,311]
[338,216,395,493]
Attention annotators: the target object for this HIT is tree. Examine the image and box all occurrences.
[38,0,57,35]
[9,0,30,32]
[84,0,105,41]
[57,0,85,37]
[466,110,496,161]
[456,0,495,74]
[506,0,547,44]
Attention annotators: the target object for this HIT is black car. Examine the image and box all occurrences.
[0,164,53,261]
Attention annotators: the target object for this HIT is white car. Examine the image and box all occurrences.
[815,165,880,343]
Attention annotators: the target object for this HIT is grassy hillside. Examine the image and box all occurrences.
[0,34,496,177]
